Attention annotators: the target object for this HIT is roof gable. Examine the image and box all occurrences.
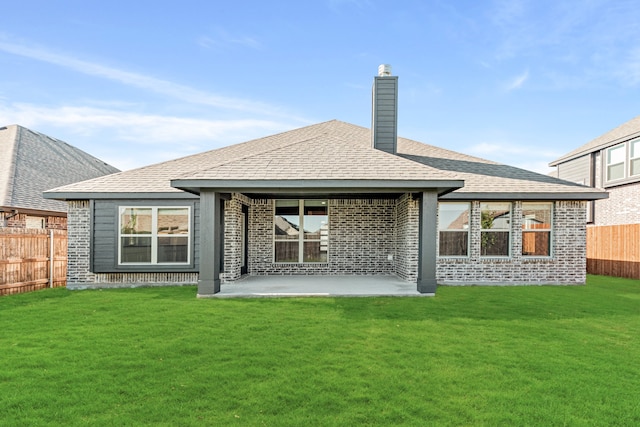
[178,129,458,182]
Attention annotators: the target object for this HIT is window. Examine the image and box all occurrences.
[522,202,552,257]
[26,216,45,229]
[274,200,328,263]
[438,202,469,256]
[480,202,511,257]
[606,144,625,181]
[631,140,640,177]
[119,207,190,265]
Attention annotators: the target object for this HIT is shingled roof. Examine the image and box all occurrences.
[45,120,606,201]
[549,114,640,166]
[0,125,120,214]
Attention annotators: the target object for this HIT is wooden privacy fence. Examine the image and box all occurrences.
[587,224,640,279]
[0,228,67,296]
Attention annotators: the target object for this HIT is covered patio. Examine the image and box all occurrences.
[206,275,432,298]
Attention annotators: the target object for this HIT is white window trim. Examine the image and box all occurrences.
[521,202,553,258]
[273,199,328,264]
[605,143,626,183]
[437,202,470,258]
[118,206,191,265]
[630,140,640,177]
[480,202,512,258]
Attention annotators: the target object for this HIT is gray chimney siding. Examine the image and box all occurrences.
[371,75,399,155]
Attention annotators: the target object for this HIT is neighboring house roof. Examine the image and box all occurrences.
[549,114,640,166]
[0,125,120,214]
[45,120,606,201]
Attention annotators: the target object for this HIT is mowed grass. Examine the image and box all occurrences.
[1,276,640,426]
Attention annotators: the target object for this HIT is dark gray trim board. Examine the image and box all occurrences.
[44,192,199,201]
[440,191,608,201]
[0,205,66,216]
[549,130,640,166]
[171,179,465,196]
[417,190,438,294]
[198,190,222,296]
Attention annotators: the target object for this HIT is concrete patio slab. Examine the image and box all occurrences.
[206,275,433,298]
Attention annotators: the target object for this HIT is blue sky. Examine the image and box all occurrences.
[1,0,638,173]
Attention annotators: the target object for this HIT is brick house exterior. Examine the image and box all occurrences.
[48,67,606,296]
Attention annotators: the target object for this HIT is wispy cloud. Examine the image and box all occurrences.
[0,37,306,121]
[0,102,294,169]
[0,102,290,142]
[505,69,529,90]
[197,29,262,50]
[616,47,640,86]
[466,140,561,173]
[327,0,374,14]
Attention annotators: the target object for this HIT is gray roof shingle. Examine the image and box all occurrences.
[45,120,606,200]
[0,125,120,213]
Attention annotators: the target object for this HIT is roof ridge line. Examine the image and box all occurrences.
[2,125,21,205]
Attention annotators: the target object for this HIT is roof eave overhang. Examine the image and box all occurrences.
[0,205,66,216]
[170,179,465,196]
[43,191,199,201]
[440,191,609,201]
[549,130,640,167]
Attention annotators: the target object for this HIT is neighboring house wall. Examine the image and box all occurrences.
[557,154,591,186]
[1,212,67,229]
[593,183,640,226]
[437,201,587,285]
[557,150,640,226]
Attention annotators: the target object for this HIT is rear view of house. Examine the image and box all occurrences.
[46,66,607,296]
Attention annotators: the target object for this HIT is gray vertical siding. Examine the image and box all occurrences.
[92,199,199,273]
[371,76,398,154]
[557,154,592,185]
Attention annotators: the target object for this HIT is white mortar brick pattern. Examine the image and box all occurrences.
[67,200,96,286]
[394,194,419,282]
[247,198,397,277]
[437,201,587,284]
[594,183,640,226]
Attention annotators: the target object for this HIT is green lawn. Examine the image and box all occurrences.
[1,276,639,426]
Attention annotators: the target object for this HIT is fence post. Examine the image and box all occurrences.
[49,229,54,288]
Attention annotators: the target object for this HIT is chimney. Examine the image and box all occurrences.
[371,64,398,154]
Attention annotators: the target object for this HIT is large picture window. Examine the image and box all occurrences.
[522,203,552,257]
[274,200,328,263]
[480,202,511,257]
[119,207,190,265]
[438,202,470,257]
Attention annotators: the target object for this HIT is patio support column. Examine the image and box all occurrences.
[198,189,222,296]
[417,190,438,294]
